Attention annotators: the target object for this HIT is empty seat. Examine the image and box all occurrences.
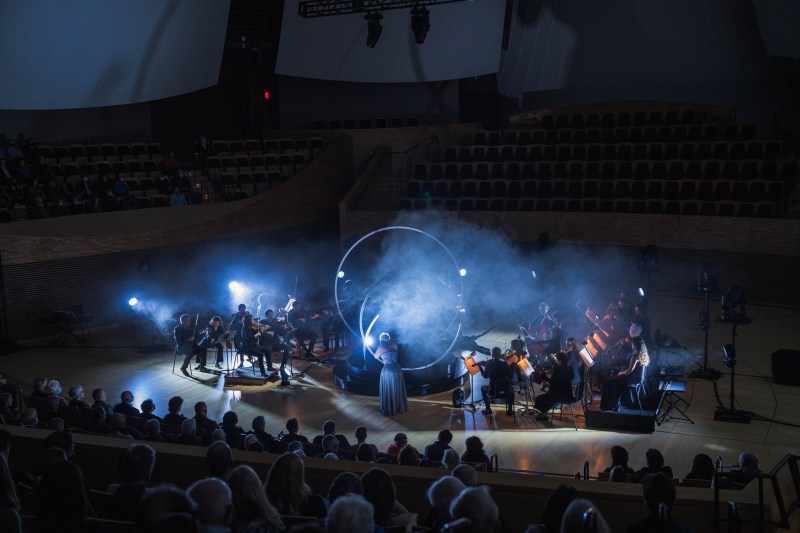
[681,200,699,215]
[699,202,716,215]
[460,164,474,180]
[520,181,536,198]
[736,203,755,217]
[718,202,736,216]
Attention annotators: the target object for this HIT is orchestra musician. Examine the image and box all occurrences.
[479,347,514,416]
[261,309,291,387]
[198,316,226,369]
[600,323,650,411]
[287,301,318,361]
[174,314,208,375]
[522,302,563,360]
[532,351,575,421]
[239,313,274,376]
[564,337,584,390]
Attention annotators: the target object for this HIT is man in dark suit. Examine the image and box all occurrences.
[312,419,351,450]
[193,402,219,434]
[479,347,513,416]
[113,391,141,418]
[174,313,207,375]
[533,351,575,420]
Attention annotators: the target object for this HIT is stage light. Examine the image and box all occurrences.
[410,4,430,44]
[696,262,719,293]
[364,335,375,347]
[128,297,139,308]
[719,285,747,323]
[459,268,467,277]
[338,271,345,278]
[638,288,645,297]
[365,12,383,48]
[228,281,240,291]
[531,270,537,279]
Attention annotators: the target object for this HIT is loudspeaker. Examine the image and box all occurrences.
[771,349,800,386]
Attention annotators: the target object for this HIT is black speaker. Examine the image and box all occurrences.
[772,349,800,386]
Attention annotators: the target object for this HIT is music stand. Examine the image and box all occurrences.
[656,368,693,425]
[461,354,480,410]
[515,357,537,416]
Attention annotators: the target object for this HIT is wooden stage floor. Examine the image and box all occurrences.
[3,295,798,479]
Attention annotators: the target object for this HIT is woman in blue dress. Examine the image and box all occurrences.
[373,332,408,416]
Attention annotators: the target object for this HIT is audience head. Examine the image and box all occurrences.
[328,471,363,502]
[689,453,715,479]
[227,465,282,528]
[206,441,233,480]
[141,398,156,414]
[452,464,478,487]
[180,418,196,436]
[540,484,580,533]
[243,434,262,452]
[324,452,339,460]
[322,419,336,435]
[642,472,675,513]
[427,475,465,521]
[68,384,84,400]
[34,447,68,476]
[355,425,368,442]
[328,493,374,533]
[286,417,300,434]
[356,442,377,462]
[121,390,134,404]
[646,448,665,469]
[92,388,106,402]
[322,434,339,453]
[361,467,397,525]
[135,484,195,533]
[252,415,266,431]
[210,429,226,443]
[738,452,760,474]
[393,432,408,447]
[194,402,207,417]
[46,379,62,395]
[33,377,47,391]
[21,408,38,427]
[167,395,184,414]
[43,430,74,459]
[287,440,305,454]
[34,461,90,527]
[120,443,156,484]
[437,429,454,445]
[560,498,611,533]
[610,445,629,467]
[464,435,485,455]
[222,410,238,427]
[398,444,419,466]
[188,477,232,528]
[265,452,309,515]
[92,406,107,423]
[108,413,127,430]
[145,419,160,435]
[450,485,499,533]
[442,448,460,470]
[609,465,627,482]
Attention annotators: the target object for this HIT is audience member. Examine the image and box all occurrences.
[46,418,65,432]
[627,472,689,533]
[397,444,420,467]
[634,448,673,482]
[560,498,611,533]
[170,187,188,207]
[312,420,351,450]
[82,407,113,435]
[734,452,760,475]
[140,399,162,422]
[175,418,202,446]
[356,442,377,462]
[20,408,39,428]
[220,411,245,449]
[227,465,284,532]
[42,430,75,461]
[45,379,69,408]
[243,433,263,452]
[288,440,306,458]
[210,428,227,444]
[0,454,21,533]
[423,429,453,463]
[385,433,408,457]
[361,467,413,528]
[108,413,143,439]
[163,396,187,426]
[281,418,309,444]
[193,402,219,434]
[33,462,99,532]
[442,448,460,470]
[0,393,18,423]
[609,465,628,482]
[188,477,233,532]
[324,453,339,461]
[449,485,499,533]
[318,434,344,459]
[327,472,363,503]
[529,484,579,533]
[602,445,635,476]
[30,378,49,399]
[91,388,114,415]
[265,452,327,518]
[451,464,478,487]
[113,391,141,417]
[206,441,234,481]
[250,415,275,452]
[461,436,491,470]
[684,453,715,480]
[352,426,378,456]
[67,385,92,409]
[135,484,196,533]
[144,419,174,443]
[327,493,374,533]
[423,475,465,531]
[100,443,156,521]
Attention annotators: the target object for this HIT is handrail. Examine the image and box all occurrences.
[713,453,800,530]
[391,135,440,205]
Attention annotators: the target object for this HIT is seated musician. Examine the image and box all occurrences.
[288,302,318,361]
[564,337,585,390]
[479,347,514,416]
[239,314,273,375]
[532,351,575,420]
[261,309,291,386]
[229,304,248,347]
[199,316,226,369]
[600,323,650,411]
[174,314,207,375]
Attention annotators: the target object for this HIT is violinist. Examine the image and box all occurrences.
[600,323,650,412]
[479,347,514,416]
[240,313,273,376]
[532,351,575,420]
[564,337,584,389]
[174,314,208,375]
[199,316,227,369]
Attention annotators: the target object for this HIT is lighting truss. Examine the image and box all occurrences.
[298,0,467,18]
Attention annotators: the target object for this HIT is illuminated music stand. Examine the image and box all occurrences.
[461,354,481,410]
[515,357,537,416]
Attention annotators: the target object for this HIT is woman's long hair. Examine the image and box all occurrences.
[264,452,309,515]
[228,465,282,527]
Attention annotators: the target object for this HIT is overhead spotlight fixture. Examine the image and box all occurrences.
[365,11,383,48]
[696,262,719,293]
[410,4,431,44]
[337,270,345,278]
[128,297,139,308]
[459,268,467,277]
[363,335,375,347]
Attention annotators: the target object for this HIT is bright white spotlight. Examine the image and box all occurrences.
[364,335,375,347]
[531,270,537,279]
[638,287,645,297]
[337,271,345,278]
[228,281,240,291]
[459,268,467,277]
[128,297,138,308]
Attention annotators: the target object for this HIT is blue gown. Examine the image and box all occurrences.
[378,350,409,416]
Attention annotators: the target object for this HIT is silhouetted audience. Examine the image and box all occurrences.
[312,420,351,450]
[100,444,155,521]
[450,486,499,533]
[227,465,284,532]
[452,464,478,487]
[460,436,491,470]
[627,472,690,533]
[188,477,233,531]
[281,417,309,444]
[140,399,162,422]
[113,391,141,418]
[634,448,673,482]
[423,429,453,463]
[265,453,327,518]
[361,467,413,529]
[603,445,635,476]
[684,453,715,480]
[421,475,465,531]
[163,396,187,426]
[206,441,234,481]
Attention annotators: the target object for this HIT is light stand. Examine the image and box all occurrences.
[713,285,754,423]
[691,262,722,380]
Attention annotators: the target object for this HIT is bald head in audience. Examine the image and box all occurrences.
[188,477,233,529]
[451,464,478,487]
[449,486,498,533]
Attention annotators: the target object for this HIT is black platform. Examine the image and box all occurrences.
[584,407,656,433]
[332,351,468,396]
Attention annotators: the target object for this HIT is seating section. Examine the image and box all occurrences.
[310,116,419,130]
[399,107,795,218]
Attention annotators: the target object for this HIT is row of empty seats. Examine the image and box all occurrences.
[399,197,776,217]
[484,123,756,146]
[45,156,165,177]
[446,141,781,164]
[414,160,795,182]
[209,137,323,157]
[526,108,704,130]
[207,152,310,175]
[310,116,419,130]
[406,178,784,204]
[35,142,161,160]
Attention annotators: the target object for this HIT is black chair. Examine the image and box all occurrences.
[627,364,648,414]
